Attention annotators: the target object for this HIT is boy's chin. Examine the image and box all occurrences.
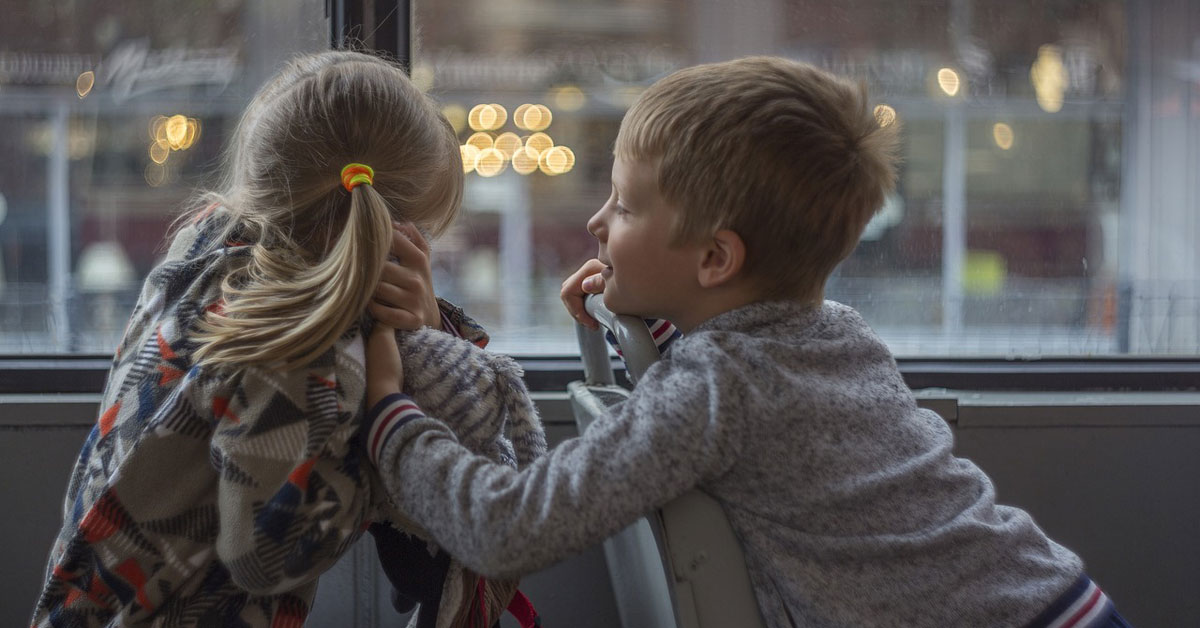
[600,291,634,316]
[600,291,624,314]
[602,292,658,320]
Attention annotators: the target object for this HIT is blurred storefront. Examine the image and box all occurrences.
[0,0,1197,356]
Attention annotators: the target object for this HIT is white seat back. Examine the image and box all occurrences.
[569,295,766,628]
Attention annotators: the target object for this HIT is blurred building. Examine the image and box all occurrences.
[0,0,1196,356]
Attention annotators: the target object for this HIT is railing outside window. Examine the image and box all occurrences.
[1,0,1198,358]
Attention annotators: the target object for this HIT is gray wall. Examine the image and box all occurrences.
[1,394,621,628]
[4,392,1198,627]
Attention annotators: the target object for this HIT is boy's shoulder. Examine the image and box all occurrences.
[683,299,862,344]
[670,299,889,369]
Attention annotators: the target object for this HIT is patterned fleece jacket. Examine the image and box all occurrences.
[29,206,528,628]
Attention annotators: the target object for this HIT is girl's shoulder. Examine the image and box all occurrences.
[163,203,242,264]
[117,205,242,357]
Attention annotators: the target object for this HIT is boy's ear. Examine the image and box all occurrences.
[697,229,747,288]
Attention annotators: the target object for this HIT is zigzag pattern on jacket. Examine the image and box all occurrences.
[32,207,373,627]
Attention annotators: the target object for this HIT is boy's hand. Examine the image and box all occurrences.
[560,258,606,330]
[369,223,440,330]
[366,323,404,409]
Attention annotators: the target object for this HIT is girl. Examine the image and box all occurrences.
[30,50,500,627]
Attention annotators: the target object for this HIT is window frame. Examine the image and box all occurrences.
[3,354,1199,395]
[328,0,411,65]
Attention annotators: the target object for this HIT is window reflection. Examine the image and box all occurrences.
[0,0,326,352]
[1,0,1197,357]
[413,0,1198,356]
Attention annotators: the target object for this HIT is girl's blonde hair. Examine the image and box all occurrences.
[184,50,462,371]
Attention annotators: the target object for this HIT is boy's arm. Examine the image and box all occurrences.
[207,362,371,595]
[366,350,744,580]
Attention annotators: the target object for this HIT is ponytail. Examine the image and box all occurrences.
[192,185,392,371]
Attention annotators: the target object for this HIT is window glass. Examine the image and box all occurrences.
[0,0,326,352]
[414,0,1200,356]
[4,1,1198,358]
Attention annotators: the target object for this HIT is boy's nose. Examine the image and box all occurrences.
[586,210,606,240]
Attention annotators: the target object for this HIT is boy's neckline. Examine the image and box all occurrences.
[690,299,825,335]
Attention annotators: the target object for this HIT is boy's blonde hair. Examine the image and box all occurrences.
[615,56,899,301]
[184,50,462,370]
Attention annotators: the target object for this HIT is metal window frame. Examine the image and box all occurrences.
[1,354,1198,394]
[327,0,411,68]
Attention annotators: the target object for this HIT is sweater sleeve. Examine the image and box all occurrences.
[365,340,744,579]
[206,361,371,595]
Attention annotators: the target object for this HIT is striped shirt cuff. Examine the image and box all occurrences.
[366,393,428,466]
[1026,575,1115,628]
[648,318,680,352]
[605,318,680,357]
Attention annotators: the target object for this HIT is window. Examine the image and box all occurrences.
[2,1,1197,358]
[413,0,1199,357]
[0,0,327,352]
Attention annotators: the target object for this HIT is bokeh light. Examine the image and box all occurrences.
[487,104,507,130]
[512,146,539,175]
[165,115,188,150]
[460,144,481,173]
[558,146,576,172]
[513,104,532,130]
[993,124,1012,151]
[1031,45,1067,113]
[469,104,508,132]
[494,132,522,159]
[873,104,897,128]
[551,86,586,111]
[149,142,169,164]
[459,99,573,177]
[520,104,552,132]
[525,132,553,156]
[993,123,1014,150]
[543,146,573,174]
[144,163,167,187]
[937,68,961,97]
[76,71,95,99]
[474,147,507,177]
[182,118,200,150]
[466,132,494,152]
[149,115,167,143]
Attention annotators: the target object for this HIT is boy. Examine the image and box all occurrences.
[364,56,1129,627]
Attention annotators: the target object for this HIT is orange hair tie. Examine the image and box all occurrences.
[341,163,375,192]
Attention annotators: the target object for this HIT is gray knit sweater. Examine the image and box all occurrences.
[369,300,1083,627]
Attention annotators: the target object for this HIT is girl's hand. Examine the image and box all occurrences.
[560,258,607,330]
[369,222,440,330]
[366,323,404,409]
